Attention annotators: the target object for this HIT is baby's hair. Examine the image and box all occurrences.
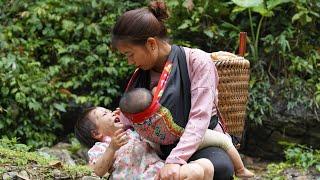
[74,107,98,148]
[119,88,153,114]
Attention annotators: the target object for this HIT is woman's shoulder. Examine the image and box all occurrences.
[182,46,214,74]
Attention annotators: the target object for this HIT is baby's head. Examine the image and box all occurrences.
[119,88,153,114]
[74,107,122,148]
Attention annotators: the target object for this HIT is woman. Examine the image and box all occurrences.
[112,1,234,179]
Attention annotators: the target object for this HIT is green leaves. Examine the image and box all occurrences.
[0,0,141,148]
[1,0,319,148]
[283,143,320,170]
[15,92,27,104]
[53,103,66,112]
[232,0,263,8]
[62,20,76,32]
[267,0,292,10]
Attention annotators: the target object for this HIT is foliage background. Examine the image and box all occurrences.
[0,0,319,148]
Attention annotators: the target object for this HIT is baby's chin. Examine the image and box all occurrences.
[114,122,124,129]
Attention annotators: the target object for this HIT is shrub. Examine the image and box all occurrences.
[0,0,140,148]
[166,0,320,124]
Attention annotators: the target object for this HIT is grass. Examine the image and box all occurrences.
[0,137,92,179]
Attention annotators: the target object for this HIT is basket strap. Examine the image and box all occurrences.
[214,102,228,133]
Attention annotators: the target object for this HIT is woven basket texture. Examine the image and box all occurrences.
[211,51,250,137]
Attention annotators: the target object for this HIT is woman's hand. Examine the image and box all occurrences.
[155,163,181,180]
[109,129,128,151]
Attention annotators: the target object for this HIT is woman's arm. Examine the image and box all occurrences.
[165,48,219,165]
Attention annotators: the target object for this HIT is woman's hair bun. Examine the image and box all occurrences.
[149,0,169,21]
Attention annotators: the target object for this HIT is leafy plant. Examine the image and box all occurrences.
[280,142,320,170]
[265,162,289,180]
[231,0,292,63]
[264,142,320,179]
[0,0,319,146]
[0,0,140,148]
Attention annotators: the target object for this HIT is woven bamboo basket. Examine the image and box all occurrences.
[211,51,250,139]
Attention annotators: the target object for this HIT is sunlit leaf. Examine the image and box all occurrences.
[252,4,274,17]
[292,11,305,22]
[232,0,263,8]
[53,103,66,112]
[232,6,247,14]
[266,0,292,10]
[203,29,213,38]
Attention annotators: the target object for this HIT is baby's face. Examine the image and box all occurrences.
[89,107,123,136]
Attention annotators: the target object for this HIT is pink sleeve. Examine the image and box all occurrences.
[88,142,109,165]
[165,48,219,165]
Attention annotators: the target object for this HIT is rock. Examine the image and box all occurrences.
[2,173,11,180]
[38,147,76,165]
[17,170,30,180]
[76,148,89,162]
[3,171,18,180]
[243,98,320,160]
[294,176,309,180]
[52,169,69,179]
[52,169,61,177]
[242,155,254,166]
[52,142,72,150]
[81,176,101,180]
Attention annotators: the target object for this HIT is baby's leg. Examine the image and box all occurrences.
[227,147,255,178]
[199,129,254,178]
[179,158,214,180]
[199,129,233,150]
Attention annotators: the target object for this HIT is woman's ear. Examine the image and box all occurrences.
[146,37,158,52]
[91,130,103,141]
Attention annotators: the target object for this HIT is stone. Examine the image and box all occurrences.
[81,176,101,180]
[3,171,18,180]
[38,147,75,165]
[17,170,30,180]
[2,173,11,180]
[52,142,72,150]
[243,97,320,159]
[52,169,61,177]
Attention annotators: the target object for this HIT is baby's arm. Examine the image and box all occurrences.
[198,129,233,151]
[90,129,128,177]
[90,146,117,177]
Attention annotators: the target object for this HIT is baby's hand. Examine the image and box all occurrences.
[109,129,128,151]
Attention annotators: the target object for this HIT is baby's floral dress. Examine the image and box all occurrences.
[88,129,164,179]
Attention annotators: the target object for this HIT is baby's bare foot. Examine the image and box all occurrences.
[235,167,255,178]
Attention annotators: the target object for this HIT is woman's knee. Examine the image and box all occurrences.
[194,158,214,180]
[180,163,204,180]
[210,148,234,180]
[213,158,234,180]
[189,147,234,180]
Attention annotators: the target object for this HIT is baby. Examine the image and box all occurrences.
[75,107,214,179]
[119,88,254,178]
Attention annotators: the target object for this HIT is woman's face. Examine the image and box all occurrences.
[88,107,122,137]
[116,41,158,70]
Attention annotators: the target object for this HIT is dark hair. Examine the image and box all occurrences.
[111,0,169,46]
[74,107,98,148]
[119,88,153,113]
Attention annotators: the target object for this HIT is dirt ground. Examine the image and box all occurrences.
[241,155,320,180]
